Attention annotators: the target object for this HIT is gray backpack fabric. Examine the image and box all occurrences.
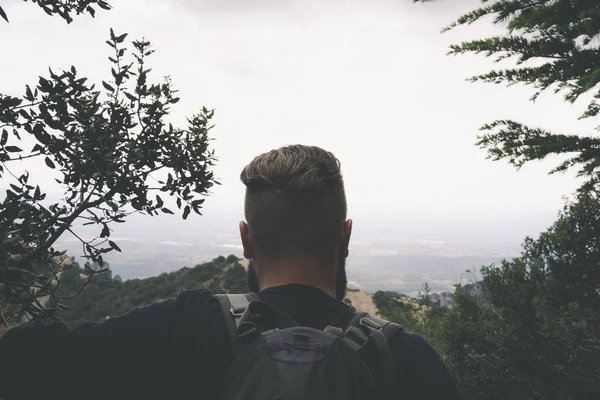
[214,293,403,400]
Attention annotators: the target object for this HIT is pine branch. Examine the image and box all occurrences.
[476,120,600,185]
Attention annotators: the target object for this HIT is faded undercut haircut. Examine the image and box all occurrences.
[240,145,347,260]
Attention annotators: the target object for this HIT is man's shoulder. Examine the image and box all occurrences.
[1,288,222,339]
[387,327,445,368]
[165,288,230,336]
[109,287,219,321]
[389,328,437,353]
[167,288,224,322]
[387,328,462,398]
[174,287,219,303]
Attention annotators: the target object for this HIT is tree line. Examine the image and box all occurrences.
[49,255,248,328]
[377,193,600,399]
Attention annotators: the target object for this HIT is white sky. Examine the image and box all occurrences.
[1,0,594,237]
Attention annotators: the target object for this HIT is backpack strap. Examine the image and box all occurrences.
[360,313,403,341]
[237,300,299,340]
[344,312,403,395]
[215,293,258,353]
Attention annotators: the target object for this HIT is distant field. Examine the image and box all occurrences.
[56,239,510,295]
[346,253,506,295]
[55,214,521,295]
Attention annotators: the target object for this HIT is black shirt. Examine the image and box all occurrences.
[0,284,462,399]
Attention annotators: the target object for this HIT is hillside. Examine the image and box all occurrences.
[54,255,249,327]
[53,255,383,328]
[46,254,465,357]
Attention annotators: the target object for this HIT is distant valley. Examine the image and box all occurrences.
[56,233,514,296]
[54,211,536,296]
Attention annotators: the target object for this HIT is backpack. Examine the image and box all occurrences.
[214,293,403,400]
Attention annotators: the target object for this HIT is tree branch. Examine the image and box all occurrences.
[13,183,111,268]
[5,152,44,162]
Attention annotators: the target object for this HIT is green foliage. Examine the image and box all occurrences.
[53,256,249,327]
[225,254,239,264]
[441,193,600,399]
[373,285,448,352]
[416,0,600,192]
[0,0,112,23]
[0,30,217,324]
[373,291,419,335]
[223,263,249,293]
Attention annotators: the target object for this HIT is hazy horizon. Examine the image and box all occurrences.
[54,206,557,295]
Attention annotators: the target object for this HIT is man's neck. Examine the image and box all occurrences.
[260,277,336,298]
[257,257,337,298]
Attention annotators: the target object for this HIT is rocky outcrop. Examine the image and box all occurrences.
[430,291,456,308]
[429,281,487,309]
[237,259,250,270]
[344,283,378,315]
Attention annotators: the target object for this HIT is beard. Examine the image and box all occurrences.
[246,257,348,301]
[335,257,348,301]
[247,259,260,293]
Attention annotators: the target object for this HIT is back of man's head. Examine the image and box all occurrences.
[240,145,347,262]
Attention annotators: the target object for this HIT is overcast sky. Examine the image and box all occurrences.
[1,0,594,241]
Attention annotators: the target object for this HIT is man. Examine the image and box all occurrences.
[0,145,462,400]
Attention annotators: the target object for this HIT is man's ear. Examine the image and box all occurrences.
[239,221,254,259]
[339,219,352,258]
